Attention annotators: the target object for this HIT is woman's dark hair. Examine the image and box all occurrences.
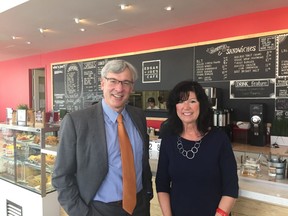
[166,80,212,135]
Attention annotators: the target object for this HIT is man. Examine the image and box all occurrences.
[157,96,167,110]
[52,60,153,216]
[146,97,159,109]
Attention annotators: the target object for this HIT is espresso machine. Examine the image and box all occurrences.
[249,104,266,146]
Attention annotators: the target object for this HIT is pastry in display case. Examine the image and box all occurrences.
[0,123,59,197]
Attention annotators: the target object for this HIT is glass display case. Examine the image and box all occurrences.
[0,123,59,197]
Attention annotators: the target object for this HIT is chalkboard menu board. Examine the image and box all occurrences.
[230,79,275,98]
[52,59,110,111]
[276,77,288,97]
[52,48,193,111]
[276,98,288,111]
[278,34,288,76]
[52,32,288,121]
[275,77,288,112]
[194,36,276,82]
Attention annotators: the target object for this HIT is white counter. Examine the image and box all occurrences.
[149,140,288,207]
[150,157,288,207]
[239,176,288,207]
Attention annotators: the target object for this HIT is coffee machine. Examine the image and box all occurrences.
[249,104,266,146]
[203,87,221,110]
[203,87,233,140]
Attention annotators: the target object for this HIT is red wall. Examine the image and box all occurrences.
[1,7,288,121]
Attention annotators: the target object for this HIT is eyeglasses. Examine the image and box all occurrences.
[104,77,134,88]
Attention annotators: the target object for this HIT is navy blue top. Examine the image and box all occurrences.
[156,128,239,216]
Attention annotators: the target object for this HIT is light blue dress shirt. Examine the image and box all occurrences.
[94,100,143,202]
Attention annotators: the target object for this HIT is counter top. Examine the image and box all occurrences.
[239,176,288,207]
[233,143,288,207]
[151,156,288,207]
[232,142,288,157]
[150,137,288,157]
[149,140,288,207]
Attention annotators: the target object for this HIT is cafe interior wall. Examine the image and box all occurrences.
[1,7,288,121]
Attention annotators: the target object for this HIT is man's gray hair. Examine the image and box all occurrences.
[101,59,138,81]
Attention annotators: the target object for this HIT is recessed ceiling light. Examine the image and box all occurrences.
[74,18,80,24]
[119,4,130,10]
[164,6,174,11]
[39,28,45,33]
[0,0,29,13]
[26,41,31,44]
[12,36,17,40]
[80,28,85,32]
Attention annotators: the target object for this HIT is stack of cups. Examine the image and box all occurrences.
[268,158,286,181]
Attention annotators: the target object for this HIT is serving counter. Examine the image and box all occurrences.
[238,176,288,206]
[149,140,288,215]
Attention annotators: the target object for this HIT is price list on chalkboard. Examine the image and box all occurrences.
[275,77,288,111]
[83,60,97,92]
[65,63,83,111]
[278,34,288,76]
[96,59,111,91]
[82,60,99,107]
[230,79,275,98]
[276,77,288,97]
[52,64,65,111]
[276,99,288,111]
[52,60,109,112]
[52,33,288,119]
[275,73,288,111]
[195,36,276,82]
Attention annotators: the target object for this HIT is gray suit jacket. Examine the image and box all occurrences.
[52,102,153,216]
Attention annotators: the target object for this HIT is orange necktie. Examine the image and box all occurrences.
[117,114,137,215]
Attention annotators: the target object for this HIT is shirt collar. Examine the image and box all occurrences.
[101,99,129,123]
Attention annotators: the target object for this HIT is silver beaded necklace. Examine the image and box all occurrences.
[177,136,202,159]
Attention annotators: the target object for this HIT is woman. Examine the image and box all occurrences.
[155,80,238,216]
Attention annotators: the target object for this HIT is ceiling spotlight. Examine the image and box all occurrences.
[80,28,85,32]
[164,6,174,11]
[119,4,130,10]
[39,28,45,33]
[26,41,31,45]
[12,36,17,40]
[74,18,80,24]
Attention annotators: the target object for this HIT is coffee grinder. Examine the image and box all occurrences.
[249,104,266,146]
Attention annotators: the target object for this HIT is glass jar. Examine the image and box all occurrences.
[240,157,261,178]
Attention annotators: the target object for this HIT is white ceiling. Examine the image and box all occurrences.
[0,0,288,62]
